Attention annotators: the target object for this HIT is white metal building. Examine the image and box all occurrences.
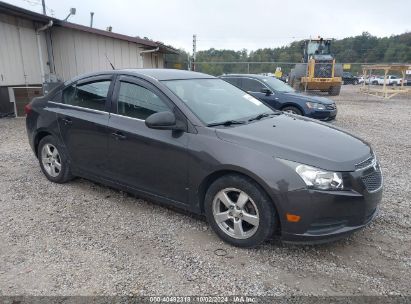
[0,1,177,116]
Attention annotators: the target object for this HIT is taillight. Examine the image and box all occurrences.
[24,103,32,115]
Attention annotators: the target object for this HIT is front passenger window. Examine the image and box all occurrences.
[117,82,169,120]
[242,79,265,92]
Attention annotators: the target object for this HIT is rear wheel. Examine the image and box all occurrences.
[282,106,303,115]
[328,85,341,96]
[292,79,302,91]
[204,174,277,248]
[289,64,307,89]
[38,135,73,183]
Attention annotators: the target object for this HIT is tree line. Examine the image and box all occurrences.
[165,32,411,75]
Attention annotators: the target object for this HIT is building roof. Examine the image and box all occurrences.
[0,0,51,22]
[0,1,178,54]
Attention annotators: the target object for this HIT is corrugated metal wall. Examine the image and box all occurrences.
[0,13,166,88]
[0,13,47,86]
[51,27,163,80]
[142,52,164,69]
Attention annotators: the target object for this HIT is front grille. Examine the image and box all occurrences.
[326,104,336,110]
[314,61,333,78]
[355,155,374,170]
[361,169,382,192]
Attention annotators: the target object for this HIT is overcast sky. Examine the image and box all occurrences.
[5,0,411,52]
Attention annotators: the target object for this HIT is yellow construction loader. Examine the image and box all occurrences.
[289,37,343,96]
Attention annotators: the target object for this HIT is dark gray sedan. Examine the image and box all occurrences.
[25,69,383,247]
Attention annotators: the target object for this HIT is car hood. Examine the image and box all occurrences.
[215,114,371,172]
[279,91,335,105]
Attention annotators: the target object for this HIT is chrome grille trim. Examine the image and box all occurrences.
[326,104,336,110]
[355,154,375,170]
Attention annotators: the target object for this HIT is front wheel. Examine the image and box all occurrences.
[204,174,277,248]
[38,135,73,183]
[282,106,303,116]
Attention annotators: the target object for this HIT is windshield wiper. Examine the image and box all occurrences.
[248,112,282,122]
[207,120,246,127]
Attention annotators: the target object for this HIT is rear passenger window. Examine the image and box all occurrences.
[117,82,169,120]
[63,81,111,111]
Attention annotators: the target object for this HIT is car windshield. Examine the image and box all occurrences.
[163,78,273,125]
[260,77,295,93]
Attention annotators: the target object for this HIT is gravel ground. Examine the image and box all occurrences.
[0,85,410,296]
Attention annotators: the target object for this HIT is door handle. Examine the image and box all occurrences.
[62,117,72,125]
[111,131,127,140]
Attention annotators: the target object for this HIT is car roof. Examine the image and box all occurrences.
[122,69,215,80]
[220,74,268,79]
[68,69,215,84]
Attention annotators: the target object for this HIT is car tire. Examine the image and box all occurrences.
[38,135,73,183]
[354,79,359,85]
[204,174,277,248]
[292,79,302,91]
[328,85,341,96]
[282,106,303,115]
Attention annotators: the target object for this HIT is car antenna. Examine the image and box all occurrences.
[105,53,115,70]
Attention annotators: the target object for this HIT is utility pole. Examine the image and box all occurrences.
[192,34,196,71]
[41,0,46,15]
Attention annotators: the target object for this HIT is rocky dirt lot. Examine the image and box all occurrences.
[0,86,410,296]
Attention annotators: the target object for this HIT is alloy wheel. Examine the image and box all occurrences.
[284,109,298,114]
[41,143,62,177]
[212,188,260,239]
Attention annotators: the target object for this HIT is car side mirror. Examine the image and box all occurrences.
[261,88,273,96]
[145,111,185,131]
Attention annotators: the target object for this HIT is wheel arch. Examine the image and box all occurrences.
[280,103,305,115]
[34,130,53,157]
[33,129,62,158]
[197,167,283,232]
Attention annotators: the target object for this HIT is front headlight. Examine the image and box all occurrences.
[306,101,326,110]
[278,159,343,190]
[296,164,343,190]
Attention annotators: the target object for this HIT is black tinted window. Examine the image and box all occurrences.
[242,78,265,92]
[63,81,110,111]
[223,77,241,87]
[117,82,169,120]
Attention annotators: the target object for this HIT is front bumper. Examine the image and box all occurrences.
[278,164,382,244]
[306,108,337,121]
[281,206,379,244]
